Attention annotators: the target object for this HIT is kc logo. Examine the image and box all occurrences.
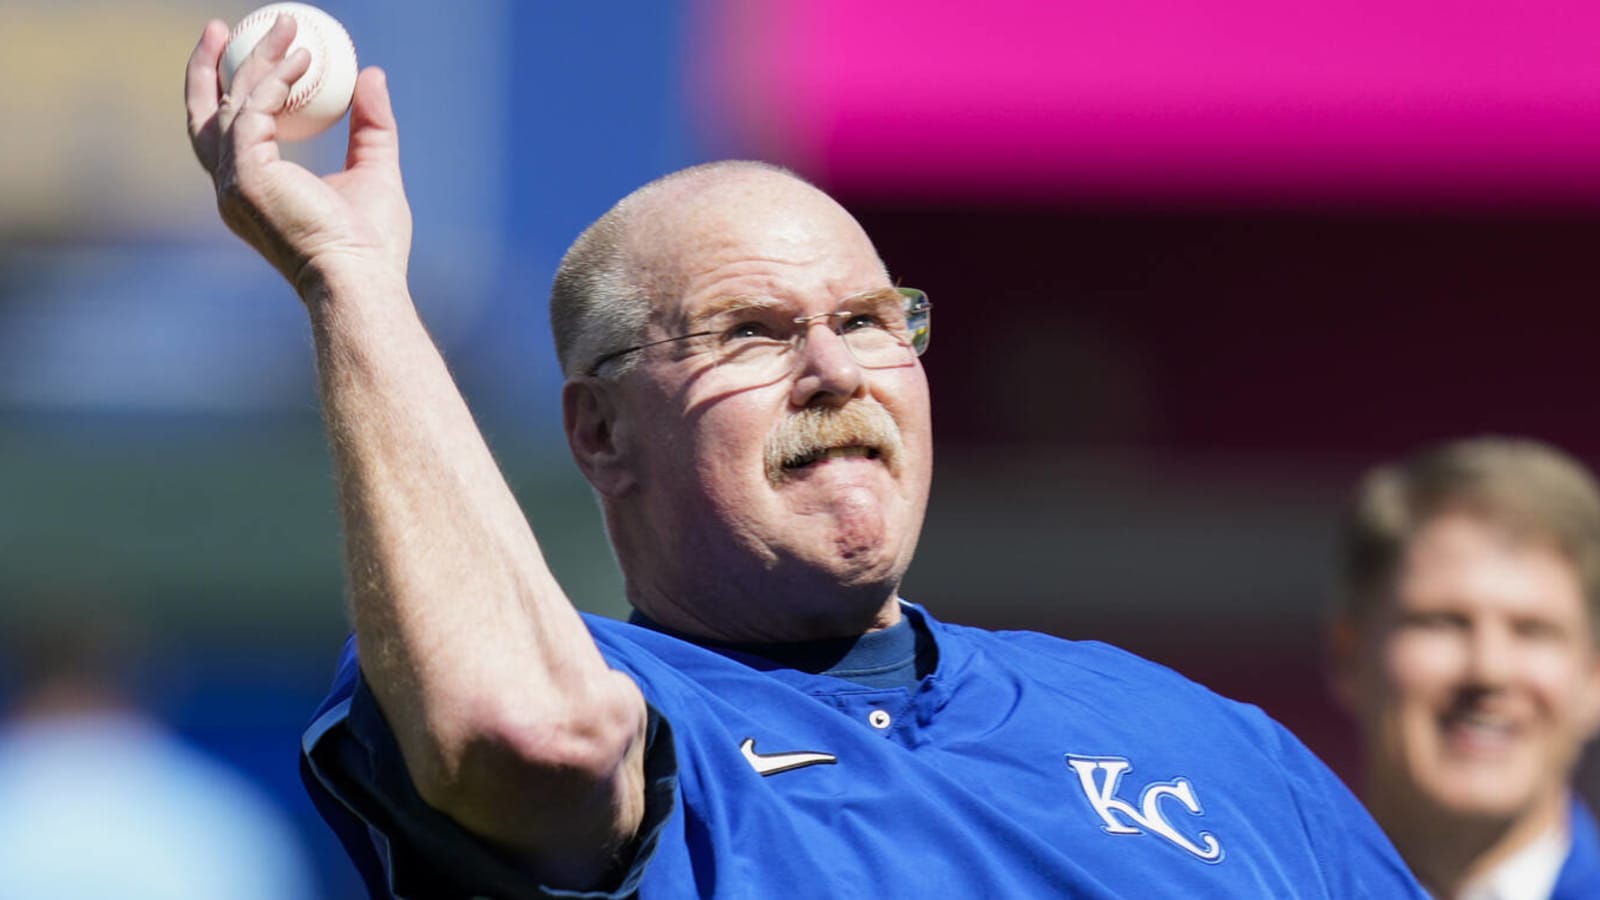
[1065,754,1224,863]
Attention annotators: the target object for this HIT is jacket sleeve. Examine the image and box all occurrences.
[300,636,679,899]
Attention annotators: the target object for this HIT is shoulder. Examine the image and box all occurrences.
[579,612,718,679]
[924,611,1381,804]
[949,619,1178,675]
[916,608,1425,896]
[930,612,1267,717]
[1554,796,1600,896]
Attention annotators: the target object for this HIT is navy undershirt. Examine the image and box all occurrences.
[626,609,936,689]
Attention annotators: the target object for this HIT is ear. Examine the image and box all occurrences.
[1325,614,1364,718]
[563,378,637,497]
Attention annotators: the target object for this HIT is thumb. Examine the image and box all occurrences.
[345,66,399,170]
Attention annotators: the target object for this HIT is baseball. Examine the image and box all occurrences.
[219,2,358,141]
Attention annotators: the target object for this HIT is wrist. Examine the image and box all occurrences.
[297,258,411,315]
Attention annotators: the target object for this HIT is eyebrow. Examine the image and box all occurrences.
[685,287,902,326]
[841,285,904,305]
[683,295,789,328]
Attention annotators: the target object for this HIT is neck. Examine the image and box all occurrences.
[1367,785,1569,898]
[628,575,904,643]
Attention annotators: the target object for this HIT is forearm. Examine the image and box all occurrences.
[304,265,646,875]
[185,18,644,876]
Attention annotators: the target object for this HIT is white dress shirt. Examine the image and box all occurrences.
[1454,820,1570,900]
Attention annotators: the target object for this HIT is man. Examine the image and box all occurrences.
[186,15,1425,898]
[0,609,317,900]
[1330,437,1600,898]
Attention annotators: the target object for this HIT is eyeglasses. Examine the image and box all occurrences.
[585,286,931,380]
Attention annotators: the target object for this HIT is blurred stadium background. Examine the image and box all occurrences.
[3,0,1599,894]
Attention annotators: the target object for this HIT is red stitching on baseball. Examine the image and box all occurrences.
[228,7,327,116]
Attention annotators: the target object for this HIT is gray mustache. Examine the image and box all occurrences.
[765,403,904,484]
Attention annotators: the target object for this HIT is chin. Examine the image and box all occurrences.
[795,536,899,584]
[775,536,906,601]
[1417,771,1548,824]
[777,498,893,566]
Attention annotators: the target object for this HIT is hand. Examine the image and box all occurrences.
[185,16,413,298]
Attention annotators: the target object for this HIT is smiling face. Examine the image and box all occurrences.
[580,168,933,641]
[1335,512,1600,831]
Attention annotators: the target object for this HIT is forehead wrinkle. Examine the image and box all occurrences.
[633,236,825,330]
[622,170,892,331]
[627,191,829,281]
[676,244,834,293]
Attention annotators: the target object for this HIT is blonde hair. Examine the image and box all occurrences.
[1339,436,1600,629]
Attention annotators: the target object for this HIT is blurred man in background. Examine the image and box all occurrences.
[1330,437,1600,898]
[0,606,317,900]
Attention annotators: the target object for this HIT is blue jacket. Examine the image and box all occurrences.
[1552,797,1600,900]
[302,603,1427,898]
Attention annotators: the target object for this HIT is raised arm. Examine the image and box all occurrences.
[185,17,647,887]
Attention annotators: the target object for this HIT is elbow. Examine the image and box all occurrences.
[407,674,647,841]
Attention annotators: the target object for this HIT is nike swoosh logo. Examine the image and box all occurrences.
[740,737,838,776]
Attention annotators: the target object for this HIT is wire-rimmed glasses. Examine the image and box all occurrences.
[585,286,931,381]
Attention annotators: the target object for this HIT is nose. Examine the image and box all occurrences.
[788,319,867,408]
[1462,620,1514,690]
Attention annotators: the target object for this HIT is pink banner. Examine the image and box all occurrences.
[692,0,1600,204]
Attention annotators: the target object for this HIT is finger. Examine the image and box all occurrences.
[184,20,231,172]
[219,13,298,133]
[345,67,400,171]
[213,45,313,245]
[225,48,313,171]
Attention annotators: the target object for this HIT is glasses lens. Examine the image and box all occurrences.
[834,290,917,369]
[900,287,930,356]
[700,307,791,382]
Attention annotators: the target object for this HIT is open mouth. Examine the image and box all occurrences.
[1438,708,1520,752]
[782,444,882,472]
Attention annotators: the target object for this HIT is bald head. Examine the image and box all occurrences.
[549,161,884,379]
